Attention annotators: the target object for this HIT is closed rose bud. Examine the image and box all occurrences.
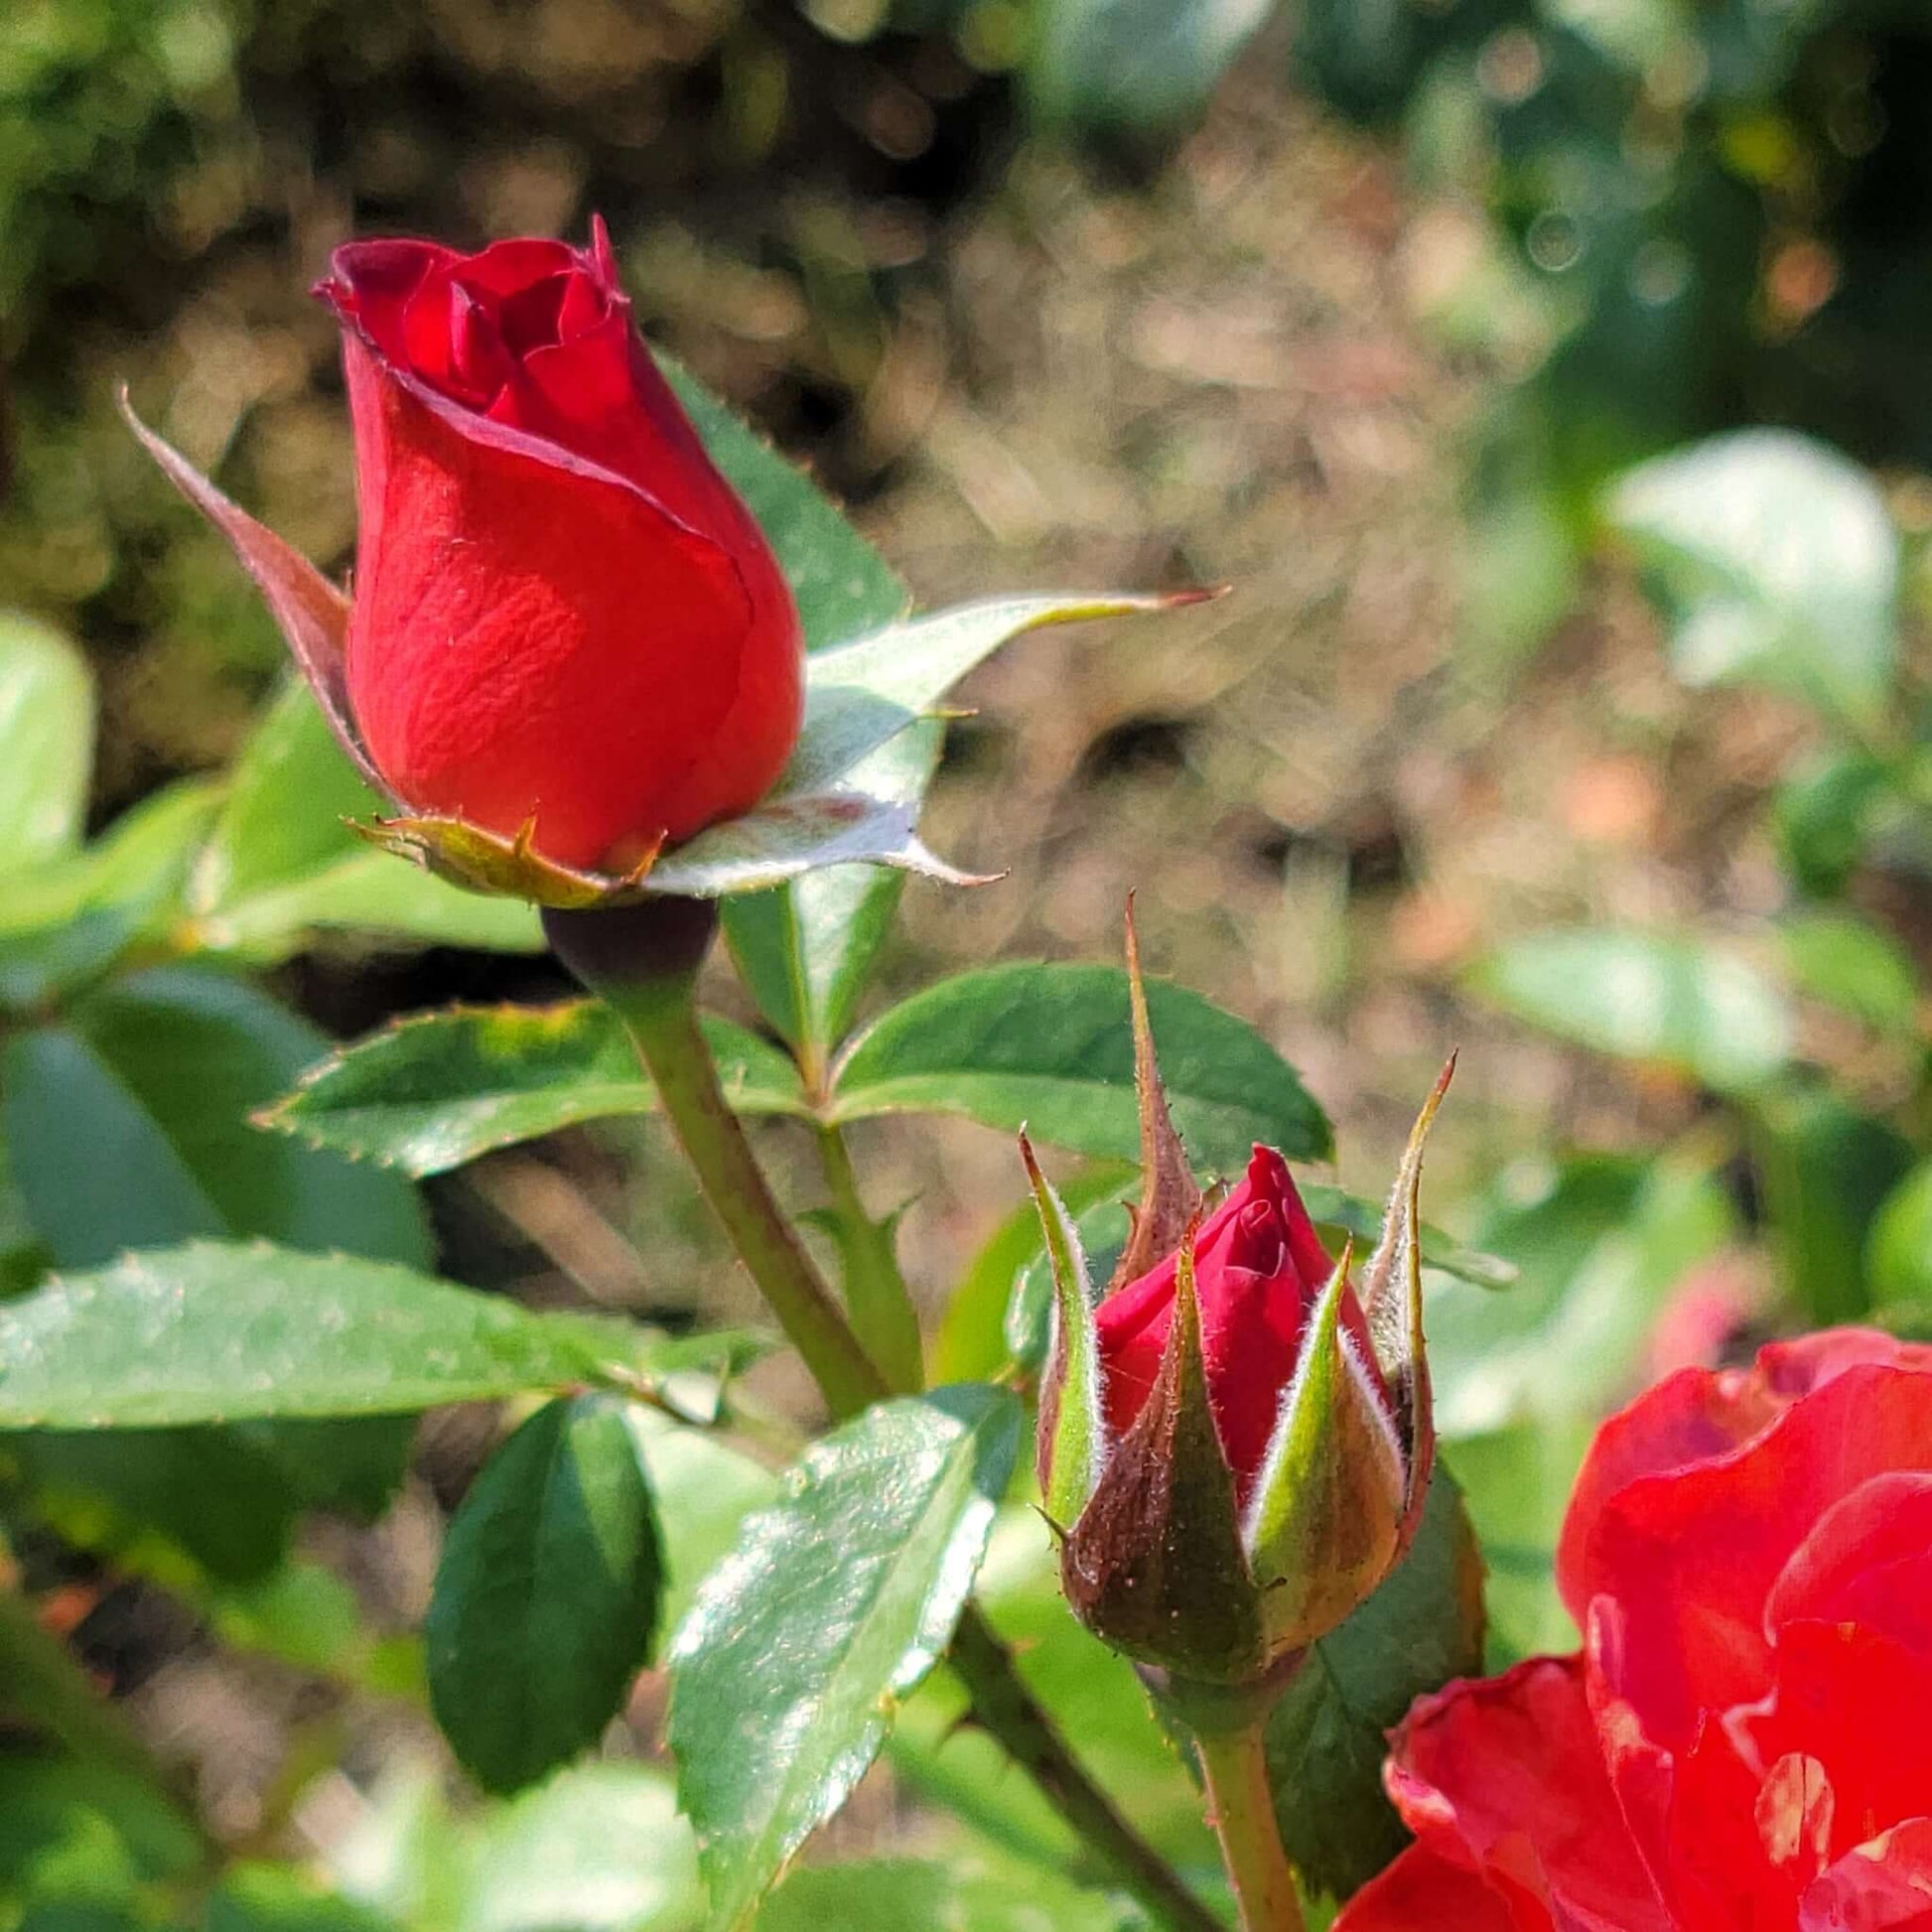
[1029,919,1449,1687]
[316,222,803,874]
[1094,1147,1375,1505]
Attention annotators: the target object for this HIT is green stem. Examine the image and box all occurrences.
[606,969,887,1422]
[548,903,1218,1932]
[815,1122,924,1394]
[948,1609,1224,1932]
[1195,1720,1304,1932]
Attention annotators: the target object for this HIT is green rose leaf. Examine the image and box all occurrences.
[2,964,432,1270]
[261,1002,807,1176]
[427,1395,663,1795]
[669,1386,1020,1929]
[644,596,1194,899]
[0,1242,652,1428]
[662,358,906,657]
[831,962,1330,1173]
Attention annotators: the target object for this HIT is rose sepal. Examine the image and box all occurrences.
[1356,1054,1455,1535]
[1058,1223,1272,1685]
[1023,1133,1109,1529]
[1239,1234,1408,1653]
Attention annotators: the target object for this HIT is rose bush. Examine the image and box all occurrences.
[318,221,802,873]
[1335,1328,1932,1930]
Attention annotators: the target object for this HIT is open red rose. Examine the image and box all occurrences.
[316,219,802,873]
[1095,1145,1380,1500]
[1333,1328,1932,1931]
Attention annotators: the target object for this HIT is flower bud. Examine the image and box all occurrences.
[1030,916,1449,1685]
[124,219,803,905]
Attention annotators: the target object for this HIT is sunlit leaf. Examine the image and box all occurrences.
[669,1387,1020,1929]
[427,1395,663,1794]
[833,962,1330,1172]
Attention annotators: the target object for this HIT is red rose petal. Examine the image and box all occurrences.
[1385,1655,1671,1929]
[1765,1470,1932,1655]
[1562,1357,1932,1747]
[1739,1619,1932,1860]
[1329,1845,1521,1931]
[1557,1330,1932,1630]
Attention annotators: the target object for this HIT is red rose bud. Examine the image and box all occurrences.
[1029,936,1450,1684]
[123,220,803,897]
[318,223,802,873]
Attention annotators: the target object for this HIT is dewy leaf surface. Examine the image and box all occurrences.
[668,1386,1021,1929]
[263,1002,806,1176]
[0,1242,637,1427]
[832,961,1330,1173]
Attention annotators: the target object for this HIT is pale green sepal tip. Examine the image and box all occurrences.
[1022,1134,1107,1526]
[1240,1239,1350,1578]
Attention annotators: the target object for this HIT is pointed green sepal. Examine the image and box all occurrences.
[1023,1133,1108,1526]
[1108,896,1202,1293]
[1241,1238,1408,1651]
[1059,1227,1267,1683]
[1357,1055,1454,1526]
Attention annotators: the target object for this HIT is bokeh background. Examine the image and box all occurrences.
[10,0,1932,1918]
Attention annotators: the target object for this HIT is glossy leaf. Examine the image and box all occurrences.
[833,962,1330,1172]
[1,964,430,1270]
[645,597,1192,899]
[1607,429,1899,723]
[669,1386,1020,1929]
[1264,1473,1485,1899]
[1472,928,1791,1092]
[0,612,93,871]
[427,1395,662,1794]
[262,1002,806,1176]
[0,1242,640,1427]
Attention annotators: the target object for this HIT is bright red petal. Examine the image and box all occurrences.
[1765,1470,1932,1655]
[1558,1331,1932,1629]
[1329,1846,1523,1931]
[1561,1359,1932,1747]
[1385,1656,1670,1930]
